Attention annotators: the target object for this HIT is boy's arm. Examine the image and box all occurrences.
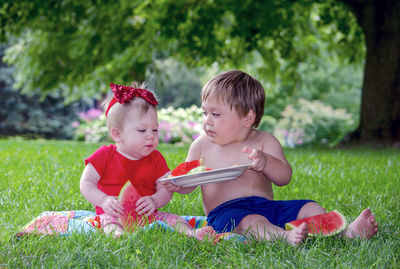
[80,163,124,216]
[175,136,208,193]
[243,134,292,186]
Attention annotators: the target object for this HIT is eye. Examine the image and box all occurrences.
[137,129,146,133]
[152,129,158,133]
[212,112,220,117]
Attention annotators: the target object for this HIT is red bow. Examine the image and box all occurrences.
[105,83,158,116]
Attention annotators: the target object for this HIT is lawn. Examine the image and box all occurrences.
[0,139,399,268]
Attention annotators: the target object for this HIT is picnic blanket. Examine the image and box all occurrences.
[16,210,247,243]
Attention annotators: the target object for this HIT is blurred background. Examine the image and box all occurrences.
[1,0,398,147]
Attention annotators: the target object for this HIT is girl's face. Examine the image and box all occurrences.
[116,107,159,160]
[202,97,249,145]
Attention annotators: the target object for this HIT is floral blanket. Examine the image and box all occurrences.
[16,210,246,243]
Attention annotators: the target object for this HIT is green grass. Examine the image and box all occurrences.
[0,139,399,268]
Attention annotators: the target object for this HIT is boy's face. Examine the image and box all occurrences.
[202,97,249,145]
[116,107,159,159]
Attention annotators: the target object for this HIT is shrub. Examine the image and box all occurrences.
[258,115,277,133]
[274,98,354,147]
[147,58,202,109]
[0,83,80,140]
[158,105,203,144]
[72,108,110,143]
[0,45,84,140]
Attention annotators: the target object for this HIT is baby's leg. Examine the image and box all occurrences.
[236,214,308,246]
[98,214,124,238]
[156,212,215,240]
[342,209,378,239]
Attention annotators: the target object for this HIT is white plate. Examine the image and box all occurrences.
[159,164,250,187]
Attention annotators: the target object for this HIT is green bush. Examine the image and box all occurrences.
[73,108,110,143]
[0,45,83,139]
[258,115,277,133]
[274,98,355,147]
[158,105,203,144]
[147,58,202,108]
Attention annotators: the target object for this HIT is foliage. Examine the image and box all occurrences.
[0,140,399,267]
[0,45,80,139]
[73,105,203,145]
[258,115,277,134]
[73,108,110,143]
[1,1,154,101]
[2,0,400,144]
[261,49,362,120]
[0,1,363,102]
[147,58,203,108]
[296,52,362,120]
[158,105,203,144]
[274,98,355,147]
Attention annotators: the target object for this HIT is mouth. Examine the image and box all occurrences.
[206,130,216,137]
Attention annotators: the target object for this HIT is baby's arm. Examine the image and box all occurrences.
[242,134,292,186]
[80,163,124,217]
[135,177,173,216]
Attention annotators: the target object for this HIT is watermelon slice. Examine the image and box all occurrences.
[285,210,347,236]
[170,160,211,177]
[118,181,155,232]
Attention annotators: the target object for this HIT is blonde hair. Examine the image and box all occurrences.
[103,81,157,133]
[201,70,265,128]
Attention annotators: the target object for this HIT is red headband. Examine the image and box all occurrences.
[105,83,158,117]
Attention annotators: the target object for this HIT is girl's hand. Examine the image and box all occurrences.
[136,196,157,216]
[100,196,124,218]
[160,180,183,193]
[242,146,267,172]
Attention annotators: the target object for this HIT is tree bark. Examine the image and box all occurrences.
[344,0,400,145]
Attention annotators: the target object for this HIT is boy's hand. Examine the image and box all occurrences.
[242,146,267,172]
[100,196,124,218]
[136,196,157,216]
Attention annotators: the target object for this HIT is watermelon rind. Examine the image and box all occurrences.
[117,181,155,232]
[118,181,132,200]
[169,159,211,177]
[285,210,347,237]
[187,165,207,174]
[170,160,201,177]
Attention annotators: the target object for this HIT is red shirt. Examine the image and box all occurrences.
[85,144,169,215]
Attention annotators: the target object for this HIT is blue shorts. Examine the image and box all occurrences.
[206,196,315,233]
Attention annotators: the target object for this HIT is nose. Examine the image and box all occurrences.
[203,114,212,126]
[146,131,155,140]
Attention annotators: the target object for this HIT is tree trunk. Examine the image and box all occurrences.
[344,0,400,145]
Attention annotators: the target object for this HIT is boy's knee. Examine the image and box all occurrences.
[297,202,325,219]
[236,214,269,233]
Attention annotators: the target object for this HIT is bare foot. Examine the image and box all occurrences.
[286,222,308,246]
[342,209,378,239]
[103,223,124,238]
[194,226,216,241]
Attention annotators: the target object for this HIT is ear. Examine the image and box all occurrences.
[110,127,122,142]
[242,109,256,128]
